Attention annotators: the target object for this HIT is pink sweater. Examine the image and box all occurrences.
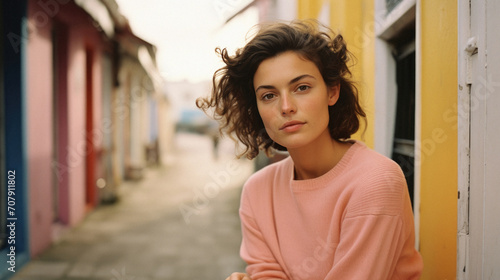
[239,141,423,279]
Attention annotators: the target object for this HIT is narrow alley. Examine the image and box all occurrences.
[12,133,254,280]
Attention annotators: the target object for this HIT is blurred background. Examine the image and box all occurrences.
[2,0,500,279]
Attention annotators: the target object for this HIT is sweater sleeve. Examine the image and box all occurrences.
[239,181,289,280]
[325,166,422,280]
[327,214,405,279]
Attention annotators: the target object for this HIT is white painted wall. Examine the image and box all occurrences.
[271,0,297,22]
[458,0,500,278]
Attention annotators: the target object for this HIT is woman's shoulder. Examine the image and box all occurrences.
[349,141,404,178]
[243,156,292,192]
[240,156,292,214]
[246,155,292,182]
[344,142,409,216]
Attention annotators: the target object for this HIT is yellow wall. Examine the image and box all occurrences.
[419,0,458,278]
[297,0,375,148]
[297,0,324,20]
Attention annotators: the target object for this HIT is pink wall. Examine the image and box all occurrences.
[26,0,107,256]
[91,49,105,197]
[26,2,54,257]
[65,22,106,226]
[66,28,87,226]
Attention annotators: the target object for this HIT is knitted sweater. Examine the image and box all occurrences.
[239,141,423,279]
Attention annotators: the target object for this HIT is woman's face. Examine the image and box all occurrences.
[253,51,339,151]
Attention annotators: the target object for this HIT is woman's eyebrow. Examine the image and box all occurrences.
[255,74,316,93]
[289,74,315,85]
[254,84,275,93]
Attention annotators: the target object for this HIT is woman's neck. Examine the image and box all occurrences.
[288,137,352,180]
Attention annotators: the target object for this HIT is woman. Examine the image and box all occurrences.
[197,20,423,280]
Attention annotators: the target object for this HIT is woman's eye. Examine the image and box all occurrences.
[297,85,310,92]
[262,93,275,100]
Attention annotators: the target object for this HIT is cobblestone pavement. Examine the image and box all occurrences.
[12,133,254,280]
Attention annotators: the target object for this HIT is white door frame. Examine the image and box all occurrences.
[456,0,472,277]
[457,0,500,278]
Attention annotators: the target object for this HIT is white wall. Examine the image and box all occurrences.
[458,0,500,278]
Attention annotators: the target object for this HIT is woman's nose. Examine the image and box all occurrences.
[281,93,296,116]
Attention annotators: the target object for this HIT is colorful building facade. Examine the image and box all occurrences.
[1,0,172,277]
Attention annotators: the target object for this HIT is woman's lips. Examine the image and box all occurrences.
[279,120,306,132]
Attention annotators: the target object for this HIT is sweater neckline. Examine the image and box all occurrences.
[289,141,363,191]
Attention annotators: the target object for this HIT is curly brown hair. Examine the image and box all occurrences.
[196,20,366,159]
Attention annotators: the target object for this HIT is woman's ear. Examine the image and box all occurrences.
[327,84,340,106]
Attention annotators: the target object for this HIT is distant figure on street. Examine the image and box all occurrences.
[197,20,423,280]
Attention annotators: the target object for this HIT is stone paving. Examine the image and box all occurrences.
[11,133,255,280]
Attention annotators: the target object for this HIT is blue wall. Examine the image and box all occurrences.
[1,0,30,278]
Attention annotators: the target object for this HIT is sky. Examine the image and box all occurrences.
[115,0,259,83]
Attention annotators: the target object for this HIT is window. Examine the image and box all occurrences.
[386,0,404,13]
[392,44,416,206]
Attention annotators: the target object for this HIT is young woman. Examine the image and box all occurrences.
[197,20,423,280]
